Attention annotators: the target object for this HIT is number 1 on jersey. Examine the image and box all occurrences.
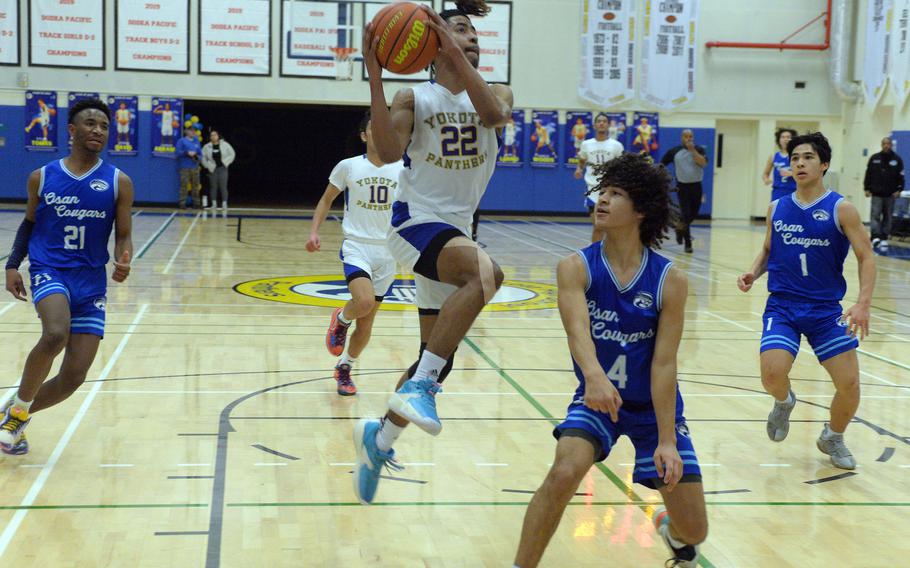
[606,354,628,389]
[799,253,808,277]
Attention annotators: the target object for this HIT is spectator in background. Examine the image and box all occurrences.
[864,137,905,251]
[201,129,236,211]
[762,128,798,202]
[660,130,707,253]
[175,126,202,209]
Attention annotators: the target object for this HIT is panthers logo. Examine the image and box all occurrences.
[89,179,109,192]
[632,291,654,310]
[812,209,829,221]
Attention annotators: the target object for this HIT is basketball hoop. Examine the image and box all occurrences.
[330,47,358,81]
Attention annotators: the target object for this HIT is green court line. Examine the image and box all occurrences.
[225,500,910,508]
[0,503,208,511]
[464,337,717,568]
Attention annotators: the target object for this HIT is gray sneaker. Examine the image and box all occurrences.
[766,390,796,442]
[816,424,856,470]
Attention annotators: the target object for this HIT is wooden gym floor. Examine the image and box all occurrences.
[0,207,908,567]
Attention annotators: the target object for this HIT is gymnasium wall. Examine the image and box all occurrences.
[0,0,868,214]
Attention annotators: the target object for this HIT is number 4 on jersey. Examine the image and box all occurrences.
[606,354,628,389]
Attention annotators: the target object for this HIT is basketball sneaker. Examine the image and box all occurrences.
[0,405,30,452]
[654,507,700,568]
[352,418,403,505]
[816,423,856,470]
[335,363,357,396]
[766,389,796,442]
[2,432,29,456]
[325,307,350,356]
[388,378,442,436]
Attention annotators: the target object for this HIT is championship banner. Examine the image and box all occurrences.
[631,111,659,162]
[116,0,189,72]
[24,90,57,151]
[67,92,100,148]
[530,110,559,168]
[890,0,909,105]
[641,0,697,109]
[151,97,183,157]
[0,0,19,65]
[362,2,433,82]
[579,0,634,107]
[606,112,628,148]
[29,0,104,68]
[108,95,139,155]
[497,109,524,167]
[281,0,356,78]
[565,111,592,168]
[444,0,511,83]
[200,0,270,75]
[864,0,893,104]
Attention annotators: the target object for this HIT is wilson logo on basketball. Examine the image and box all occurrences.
[603,12,616,20]
[377,11,403,53]
[394,20,427,65]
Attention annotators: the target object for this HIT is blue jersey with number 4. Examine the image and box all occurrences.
[767,190,850,302]
[29,159,119,269]
[572,242,682,408]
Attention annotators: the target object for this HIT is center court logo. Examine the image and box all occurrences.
[233,275,557,312]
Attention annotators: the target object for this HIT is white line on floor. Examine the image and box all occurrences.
[705,311,756,332]
[254,463,287,467]
[476,463,509,467]
[99,464,134,468]
[18,465,45,469]
[0,303,17,319]
[162,212,200,274]
[0,303,147,559]
[329,462,355,467]
[88,390,910,399]
[401,462,436,467]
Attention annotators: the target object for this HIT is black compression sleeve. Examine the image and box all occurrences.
[5,219,34,270]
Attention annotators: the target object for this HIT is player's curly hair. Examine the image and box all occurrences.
[68,98,110,124]
[440,0,491,20]
[592,153,674,248]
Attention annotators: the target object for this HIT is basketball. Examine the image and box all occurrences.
[371,2,439,74]
[48,108,56,116]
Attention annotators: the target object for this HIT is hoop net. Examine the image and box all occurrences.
[330,47,358,81]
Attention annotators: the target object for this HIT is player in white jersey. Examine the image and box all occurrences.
[352,0,514,505]
[575,113,624,242]
[115,103,132,146]
[307,113,403,396]
[154,103,175,145]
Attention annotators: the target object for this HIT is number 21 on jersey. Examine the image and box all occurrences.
[64,225,85,250]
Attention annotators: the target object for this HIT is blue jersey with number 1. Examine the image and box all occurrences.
[29,159,119,269]
[767,190,850,302]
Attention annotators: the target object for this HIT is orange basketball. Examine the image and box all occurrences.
[372,2,439,74]
[48,108,56,116]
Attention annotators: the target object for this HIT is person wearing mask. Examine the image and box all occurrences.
[201,129,236,211]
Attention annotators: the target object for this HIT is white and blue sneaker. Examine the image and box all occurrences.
[353,418,403,505]
[388,378,442,436]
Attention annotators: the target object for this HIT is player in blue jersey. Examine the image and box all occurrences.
[514,153,707,568]
[762,128,798,202]
[738,132,875,470]
[2,99,133,455]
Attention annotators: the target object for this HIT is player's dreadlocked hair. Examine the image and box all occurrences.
[440,0,491,20]
[592,153,675,249]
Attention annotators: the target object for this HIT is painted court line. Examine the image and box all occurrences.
[135,212,176,259]
[99,464,134,468]
[0,304,17,319]
[0,303,147,559]
[162,213,200,274]
[760,464,792,467]
[476,463,509,467]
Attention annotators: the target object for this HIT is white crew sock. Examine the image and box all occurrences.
[413,350,447,382]
[375,417,405,452]
[338,353,357,368]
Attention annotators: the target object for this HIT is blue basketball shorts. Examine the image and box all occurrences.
[554,401,701,488]
[760,295,858,362]
[29,264,107,337]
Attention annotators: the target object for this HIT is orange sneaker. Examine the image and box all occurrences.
[326,308,350,356]
[335,364,356,396]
